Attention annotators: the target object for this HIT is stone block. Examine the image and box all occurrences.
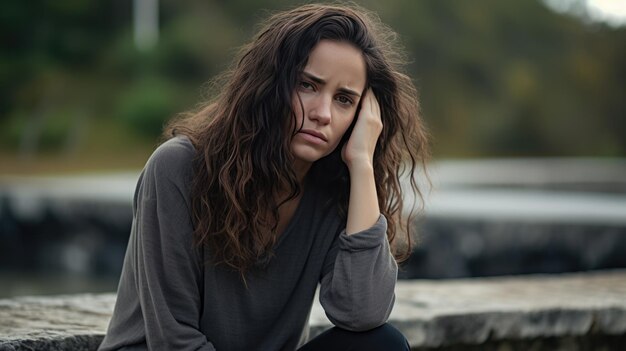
[1,270,625,350]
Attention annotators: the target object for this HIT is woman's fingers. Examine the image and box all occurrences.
[362,88,379,116]
[364,88,382,131]
[342,88,383,168]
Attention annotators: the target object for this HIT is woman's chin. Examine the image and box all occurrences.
[291,144,324,163]
[290,138,343,166]
[292,152,322,165]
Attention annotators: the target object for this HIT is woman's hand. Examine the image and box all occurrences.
[342,88,382,234]
[341,88,383,171]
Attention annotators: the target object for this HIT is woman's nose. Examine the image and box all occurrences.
[309,95,332,125]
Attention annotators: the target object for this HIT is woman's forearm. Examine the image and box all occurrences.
[346,162,380,235]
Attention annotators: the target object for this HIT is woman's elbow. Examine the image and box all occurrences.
[324,293,395,332]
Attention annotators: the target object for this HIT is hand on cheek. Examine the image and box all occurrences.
[341,88,383,171]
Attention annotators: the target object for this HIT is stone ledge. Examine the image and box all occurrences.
[1,270,625,350]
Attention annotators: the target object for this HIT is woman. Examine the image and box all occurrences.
[99,3,429,351]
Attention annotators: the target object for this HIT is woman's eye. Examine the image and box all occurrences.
[300,81,314,90]
[336,95,353,106]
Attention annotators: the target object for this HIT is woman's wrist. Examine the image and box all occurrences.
[345,160,379,235]
[346,157,374,174]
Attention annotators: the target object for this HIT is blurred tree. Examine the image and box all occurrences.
[0,0,624,165]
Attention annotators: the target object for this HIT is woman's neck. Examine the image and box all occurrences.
[293,159,312,187]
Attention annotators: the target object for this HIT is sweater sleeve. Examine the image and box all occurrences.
[318,214,397,331]
[126,141,215,350]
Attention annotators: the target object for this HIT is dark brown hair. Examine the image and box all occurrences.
[164,3,430,277]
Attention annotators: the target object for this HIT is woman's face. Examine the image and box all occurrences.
[290,39,367,168]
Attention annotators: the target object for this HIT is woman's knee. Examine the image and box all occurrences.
[362,323,409,350]
[299,323,410,351]
[335,323,410,351]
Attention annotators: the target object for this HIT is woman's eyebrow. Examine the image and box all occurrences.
[302,71,361,98]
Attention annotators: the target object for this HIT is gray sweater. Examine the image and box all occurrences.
[98,136,397,351]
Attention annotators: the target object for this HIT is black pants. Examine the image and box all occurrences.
[297,323,410,351]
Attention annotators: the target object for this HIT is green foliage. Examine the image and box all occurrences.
[1,0,624,158]
[115,77,181,139]
[0,108,76,152]
[369,0,626,157]
[0,113,27,149]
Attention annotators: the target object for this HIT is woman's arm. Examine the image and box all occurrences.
[318,89,397,331]
[100,139,216,351]
[342,88,383,235]
[134,150,215,350]
[318,215,397,331]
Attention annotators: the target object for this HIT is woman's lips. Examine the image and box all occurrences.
[298,130,327,144]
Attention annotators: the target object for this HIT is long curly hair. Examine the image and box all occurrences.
[164,3,430,277]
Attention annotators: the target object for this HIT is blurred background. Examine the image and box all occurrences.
[0,0,625,298]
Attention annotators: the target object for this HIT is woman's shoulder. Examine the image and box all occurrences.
[143,135,197,186]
